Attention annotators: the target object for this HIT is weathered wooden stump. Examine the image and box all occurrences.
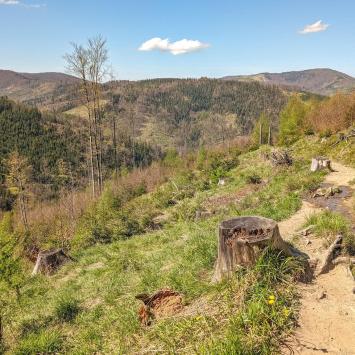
[310,157,332,172]
[136,289,183,326]
[213,216,300,282]
[32,249,71,275]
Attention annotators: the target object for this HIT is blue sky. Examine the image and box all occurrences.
[1,0,354,79]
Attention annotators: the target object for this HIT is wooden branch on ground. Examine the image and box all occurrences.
[317,235,343,275]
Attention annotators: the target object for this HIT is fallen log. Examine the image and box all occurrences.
[212,216,305,282]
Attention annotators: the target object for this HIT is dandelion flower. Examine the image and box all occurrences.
[268,295,275,305]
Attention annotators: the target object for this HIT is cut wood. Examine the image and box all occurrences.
[317,235,343,275]
[136,288,183,326]
[310,157,333,172]
[213,216,304,282]
[32,249,71,276]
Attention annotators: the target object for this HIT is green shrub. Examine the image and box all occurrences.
[54,295,80,322]
[171,198,202,222]
[245,172,262,184]
[278,95,310,146]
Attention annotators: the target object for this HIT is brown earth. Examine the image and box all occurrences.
[279,162,355,354]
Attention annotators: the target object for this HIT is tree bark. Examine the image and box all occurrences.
[310,157,332,172]
[213,216,301,282]
[32,249,71,276]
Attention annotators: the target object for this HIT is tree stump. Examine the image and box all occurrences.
[136,289,183,326]
[310,157,332,172]
[31,249,71,276]
[268,149,293,166]
[213,216,300,282]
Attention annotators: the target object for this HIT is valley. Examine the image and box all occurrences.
[1,3,355,352]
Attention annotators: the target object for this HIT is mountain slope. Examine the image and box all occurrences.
[222,68,355,96]
[0,69,79,109]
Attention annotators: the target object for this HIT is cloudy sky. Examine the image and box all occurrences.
[0,0,354,79]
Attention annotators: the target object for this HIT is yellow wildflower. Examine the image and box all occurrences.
[267,295,275,305]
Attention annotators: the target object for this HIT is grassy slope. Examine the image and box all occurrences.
[4,140,344,354]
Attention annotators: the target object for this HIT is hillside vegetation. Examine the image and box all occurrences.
[1,73,355,354]
[1,142,326,354]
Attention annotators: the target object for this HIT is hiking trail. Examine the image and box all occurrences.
[279,162,355,355]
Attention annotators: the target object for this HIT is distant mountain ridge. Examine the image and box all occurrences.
[0,69,79,109]
[222,68,355,96]
[1,68,355,111]
[0,70,78,89]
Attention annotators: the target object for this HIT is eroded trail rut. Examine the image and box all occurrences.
[279,162,355,355]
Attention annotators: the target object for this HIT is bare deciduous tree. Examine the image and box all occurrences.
[5,152,31,230]
[64,35,110,197]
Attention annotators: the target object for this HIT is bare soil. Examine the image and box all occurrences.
[280,162,355,354]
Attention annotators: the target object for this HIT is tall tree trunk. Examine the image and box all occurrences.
[89,134,96,198]
[268,125,272,145]
[112,115,118,178]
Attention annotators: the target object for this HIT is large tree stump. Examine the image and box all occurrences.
[213,216,300,282]
[32,249,71,276]
[310,157,332,172]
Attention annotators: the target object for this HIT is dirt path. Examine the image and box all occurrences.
[279,162,355,355]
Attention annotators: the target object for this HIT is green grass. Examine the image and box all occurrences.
[304,210,355,252]
[2,144,330,354]
[292,130,355,168]
[14,329,64,355]
[305,210,349,239]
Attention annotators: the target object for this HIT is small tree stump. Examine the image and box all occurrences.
[310,157,332,172]
[136,289,183,326]
[32,249,71,276]
[213,216,300,282]
[268,149,293,166]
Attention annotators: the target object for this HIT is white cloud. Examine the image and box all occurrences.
[0,0,45,7]
[138,37,210,55]
[0,0,20,4]
[299,20,329,34]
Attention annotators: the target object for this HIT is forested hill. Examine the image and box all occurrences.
[0,70,79,111]
[0,97,87,209]
[0,97,162,210]
[222,68,355,96]
[99,78,288,149]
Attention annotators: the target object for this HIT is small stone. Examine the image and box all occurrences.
[352,287,355,294]
[317,290,326,300]
[218,178,225,186]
